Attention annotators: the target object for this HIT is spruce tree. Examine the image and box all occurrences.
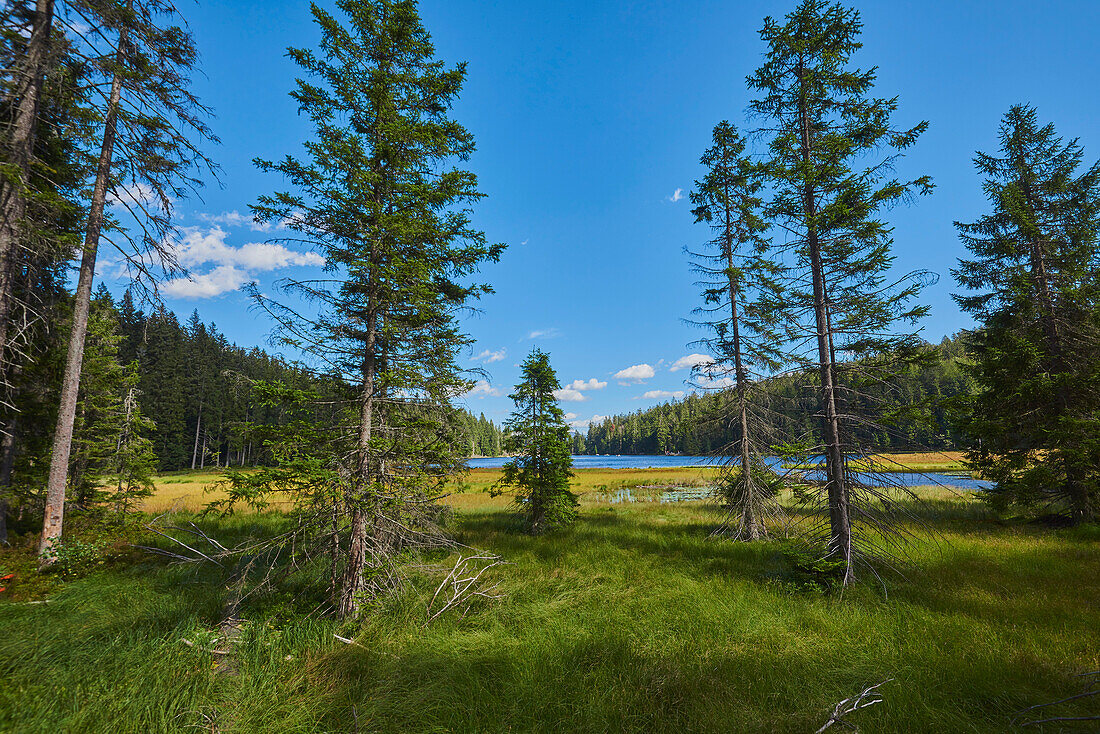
[748,0,932,582]
[249,0,502,618]
[688,121,783,540]
[498,349,576,533]
[106,363,157,515]
[0,11,88,542]
[954,105,1100,522]
[39,0,218,563]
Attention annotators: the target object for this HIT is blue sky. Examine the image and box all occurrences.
[101,0,1100,429]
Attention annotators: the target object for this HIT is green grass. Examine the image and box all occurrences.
[2,484,1099,732]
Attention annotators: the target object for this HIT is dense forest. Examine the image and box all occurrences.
[580,335,972,455]
[8,286,504,500]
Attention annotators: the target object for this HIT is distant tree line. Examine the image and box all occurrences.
[579,335,974,456]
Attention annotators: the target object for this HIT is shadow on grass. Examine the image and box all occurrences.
[453,507,781,588]
[263,611,1091,734]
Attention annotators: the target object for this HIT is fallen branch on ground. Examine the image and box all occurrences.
[426,552,507,624]
[816,679,893,733]
[1013,671,1100,728]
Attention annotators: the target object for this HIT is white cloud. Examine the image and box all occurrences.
[553,388,588,402]
[526,328,560,340]
[108,183,159,209]
[162,265,249,298]
[474,348,506,364]
[175,227,324,271]
[613,363,655,384]
[568,414,607,430]
[564,378,607,392]
[196,210,289,233]
[160,227,325,299]
[639,389,685,400]
[553,377,606,402]
[667,188,684,203]
[670,353,715,372]
[698,375,736,389]
[564,412,578,421]
[466,380,504,399]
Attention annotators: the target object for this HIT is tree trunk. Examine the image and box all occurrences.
[191,402,202,470]
[0,0,53,393]
[0,418,14,544]
[337,310,378,619]
[797,56,852,583]
[725,231,759,539]
[38,45,124,566]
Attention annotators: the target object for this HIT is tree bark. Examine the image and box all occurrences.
[337,308,378,618]
[0,418,14,544]
[39,43,124,565]
[797,56,852,583]
[191,402,202,470]
[0,0,54,393]
[721,178,761,539]
[725,231,759,539]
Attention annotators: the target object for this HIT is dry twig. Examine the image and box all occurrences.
[1013,671,1100,728]
[816,678,893,733]
[426,552,507,624]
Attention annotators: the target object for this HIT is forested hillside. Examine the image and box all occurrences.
[581,335,973,455]
[7,286,504,496]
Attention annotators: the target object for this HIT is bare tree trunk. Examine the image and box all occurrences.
[191,402,202,470]
[0,0,53,393]
[38,47,124,566]
[725,232,760,539]
[798,57,852,583]
[199,428,206,469]
[337,311,377,619]
[0,418,14,544]
[328,500,340,601]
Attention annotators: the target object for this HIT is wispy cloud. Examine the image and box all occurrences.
[526,327,561,340]
[160,226,325,299]
[195,209,290,233]
[568,414,606,430]
[474,348,507,364]
[697,375,736,389]
[638,389,685,400]
[613,363,655,384]
[667,188,684,203]
[670,353,715,372]
[466,380,504,399]
[108,183,160,209]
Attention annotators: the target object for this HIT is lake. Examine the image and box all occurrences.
[467,454,993,491]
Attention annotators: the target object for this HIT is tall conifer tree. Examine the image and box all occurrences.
[954,105,1100,523]
[250,0,502,618]
[748,0,932,582]
[39,0,217,563]
[688,121,783,540]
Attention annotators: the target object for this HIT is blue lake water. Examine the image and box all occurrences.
[467,454,992,491]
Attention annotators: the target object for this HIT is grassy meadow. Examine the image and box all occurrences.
[1,464,1099,732]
